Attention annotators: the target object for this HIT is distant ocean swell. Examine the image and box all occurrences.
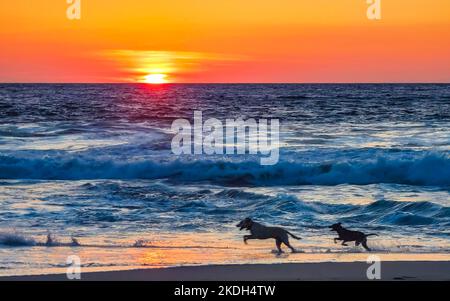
[1,151,449,187]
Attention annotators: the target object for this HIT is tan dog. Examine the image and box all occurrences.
[236,217,301,254]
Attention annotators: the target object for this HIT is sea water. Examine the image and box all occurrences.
[0,84,449,276]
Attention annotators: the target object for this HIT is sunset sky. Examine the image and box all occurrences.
[1,0,449,83]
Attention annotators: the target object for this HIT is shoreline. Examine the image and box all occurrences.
[2,261,450,281]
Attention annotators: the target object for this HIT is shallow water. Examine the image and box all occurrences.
[0,84,449,276]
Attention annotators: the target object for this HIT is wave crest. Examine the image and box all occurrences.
[1,152,449,186]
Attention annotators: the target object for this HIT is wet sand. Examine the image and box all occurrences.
[2,261,450,281]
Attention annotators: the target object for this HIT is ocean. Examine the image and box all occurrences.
[0,83,449,276]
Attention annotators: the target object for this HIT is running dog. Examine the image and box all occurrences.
[236,217,301,254]
[329,222,378,251]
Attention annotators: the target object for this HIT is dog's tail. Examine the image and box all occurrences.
[286,231,302,240]
[364,234,378,237]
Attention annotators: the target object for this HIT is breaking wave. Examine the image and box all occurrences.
[1,151,449,187]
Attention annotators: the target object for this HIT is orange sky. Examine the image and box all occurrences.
[0,0,449,83]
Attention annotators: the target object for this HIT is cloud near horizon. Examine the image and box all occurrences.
[100,50,245,83]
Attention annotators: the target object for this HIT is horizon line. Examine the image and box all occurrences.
[1,82,449,85]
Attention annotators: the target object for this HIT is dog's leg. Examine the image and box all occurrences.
[243,235,254,244]
[361,239,371,251]
[275,239,283,254]
[283,239,296,253]
[341,241,348,246]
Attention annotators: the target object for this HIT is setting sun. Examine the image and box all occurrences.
[143,74,168,84]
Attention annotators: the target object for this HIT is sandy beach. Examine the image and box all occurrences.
[2,261,449,281]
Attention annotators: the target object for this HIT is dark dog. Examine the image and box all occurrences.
[236,217,301,254]
[329,223,378,251]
